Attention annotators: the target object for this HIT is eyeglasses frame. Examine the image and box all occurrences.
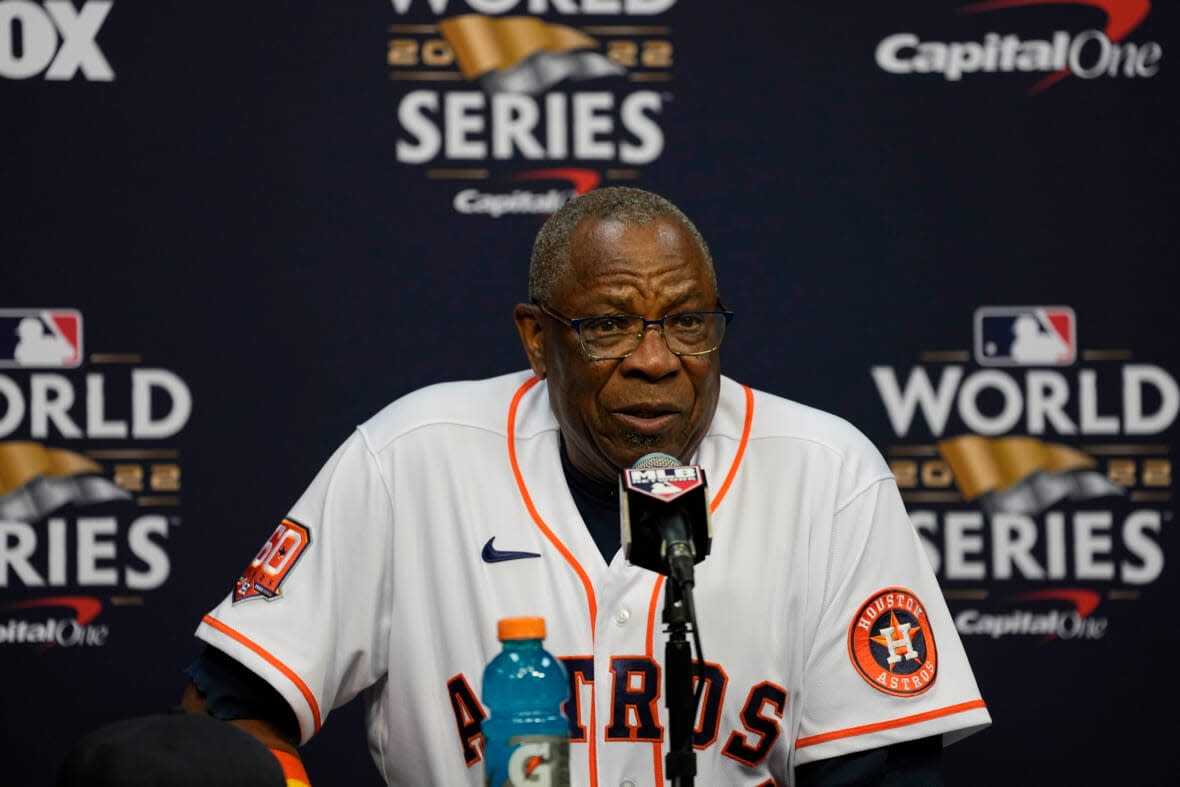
[534,301,735,361]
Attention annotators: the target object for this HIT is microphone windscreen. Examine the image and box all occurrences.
[632,452,682,469]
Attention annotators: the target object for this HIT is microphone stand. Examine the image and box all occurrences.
[663,576,696,787]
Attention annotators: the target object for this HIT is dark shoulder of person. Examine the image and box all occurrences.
[795,736,942,787]
[185,645,300,743]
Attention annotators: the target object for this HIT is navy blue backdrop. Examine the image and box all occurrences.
[3,1,1177,784]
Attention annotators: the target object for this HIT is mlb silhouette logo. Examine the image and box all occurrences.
[974,306,1075,367]
[623,465,704,502]
[0,309,84,368]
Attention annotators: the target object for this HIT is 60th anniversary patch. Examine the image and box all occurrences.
[233,519,311,603]
[848,587,938,697]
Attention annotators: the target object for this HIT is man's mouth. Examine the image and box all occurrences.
[613,406,679,434]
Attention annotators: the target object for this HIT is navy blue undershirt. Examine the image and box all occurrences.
[558,437,622,564]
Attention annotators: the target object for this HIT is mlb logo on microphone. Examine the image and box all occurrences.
[623,465,704,502]
[974,306,1076,367]
[0,309,83,368]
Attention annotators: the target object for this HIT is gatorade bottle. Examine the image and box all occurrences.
[482,616,571,787]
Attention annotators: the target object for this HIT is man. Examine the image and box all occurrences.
[183,187,990,785]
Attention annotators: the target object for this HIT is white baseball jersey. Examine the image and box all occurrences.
[196,370,990,786]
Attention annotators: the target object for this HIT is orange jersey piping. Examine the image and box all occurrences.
[202,614,323,734]
[646,575,666,785]
[507,376,599,787]
[270,748,311,786]
[506,376,599,628]
[707,384,755,511]
[643,383,755,784]
[795,699,989,749]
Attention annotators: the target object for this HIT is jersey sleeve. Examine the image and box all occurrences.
[194,431,395,744]
[795,476,990,765]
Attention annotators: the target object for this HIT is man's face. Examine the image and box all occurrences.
[515,216,723,484]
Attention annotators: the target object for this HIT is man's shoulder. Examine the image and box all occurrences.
[721,377,890,477]
[357,370,537,453]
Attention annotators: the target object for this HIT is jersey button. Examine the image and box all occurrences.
[614,608,631,626]
[621,781,636,787]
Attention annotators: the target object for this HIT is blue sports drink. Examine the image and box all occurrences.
[482,616,571,787]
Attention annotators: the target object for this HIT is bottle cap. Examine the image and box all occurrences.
[498,616,546,641]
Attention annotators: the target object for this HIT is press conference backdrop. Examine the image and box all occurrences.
[2,1,1176,784]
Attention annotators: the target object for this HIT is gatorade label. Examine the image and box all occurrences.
[491,734,570,787]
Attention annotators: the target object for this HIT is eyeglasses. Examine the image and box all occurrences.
[536,302,734,360]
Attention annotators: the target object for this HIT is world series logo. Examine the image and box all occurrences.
[871,305,1175,642]
[387,0,677,216]
[0,309,192,648]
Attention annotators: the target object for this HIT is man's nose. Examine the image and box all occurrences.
[620,324,680,377]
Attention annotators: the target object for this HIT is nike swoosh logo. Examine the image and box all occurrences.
[482,537,541,563]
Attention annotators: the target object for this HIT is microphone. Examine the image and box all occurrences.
[619,452,712,584]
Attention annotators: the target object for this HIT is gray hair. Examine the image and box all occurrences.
[528,187,716,304]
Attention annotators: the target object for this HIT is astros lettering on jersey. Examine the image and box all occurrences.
[196,370,990,785]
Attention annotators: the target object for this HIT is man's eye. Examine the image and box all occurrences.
[583,317,633,336]
[668,313,706,331]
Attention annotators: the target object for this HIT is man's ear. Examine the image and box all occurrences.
[513,303,547,378]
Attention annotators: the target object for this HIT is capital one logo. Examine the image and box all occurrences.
[876,0,1161,92]
[0,0,113,81]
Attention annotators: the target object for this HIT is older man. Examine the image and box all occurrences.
[181,187,989,785]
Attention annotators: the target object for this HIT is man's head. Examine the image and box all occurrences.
[527,188,717,305]
[514,187,726,484]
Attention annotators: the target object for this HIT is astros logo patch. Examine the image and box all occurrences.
[848,587,938,697]
[233,519,311,604]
